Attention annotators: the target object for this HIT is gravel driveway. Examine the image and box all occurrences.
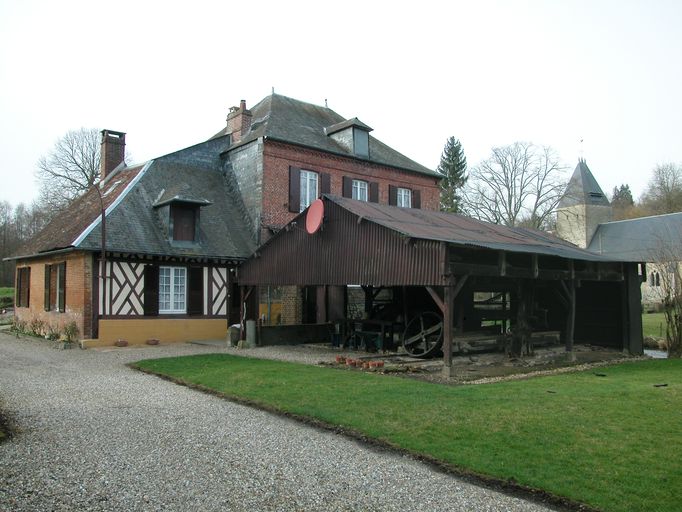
[0,333,556,511]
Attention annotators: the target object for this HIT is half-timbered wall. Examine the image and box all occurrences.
[209,267,229,316]
[98,259,229,318]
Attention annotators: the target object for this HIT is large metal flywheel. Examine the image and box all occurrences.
[402,311,443,358]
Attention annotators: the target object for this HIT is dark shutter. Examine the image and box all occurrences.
[388,185,398,206]
[342,176,353,198]
[17,267,30,308]
[288,166,301,212]
[143,265,159,316]
[172,204,196,241]
[369,182,379,203]
[57,262,66,313]
[49,266,57,310]
[320,173,331,195]
[24,268,30,308]
[188,266,204,316]
[412,189,421,209]
[44,265,51,311]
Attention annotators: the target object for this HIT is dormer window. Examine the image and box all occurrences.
[171,203,198,241]
[325,118,373,159]
[153,195,212,244]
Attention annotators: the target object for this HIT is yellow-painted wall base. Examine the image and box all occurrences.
[83,318,228,347]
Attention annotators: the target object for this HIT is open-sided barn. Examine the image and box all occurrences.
[239,195,644,375]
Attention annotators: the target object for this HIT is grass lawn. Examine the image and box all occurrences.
[642,312,666,338]
[134,356,682,512]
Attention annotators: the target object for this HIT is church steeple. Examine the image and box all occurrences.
[555,159,612,248]
[559,159,610,209]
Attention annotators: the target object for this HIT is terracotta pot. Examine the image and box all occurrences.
[114,339,128,347]
[376,361,384,368]
[336,355,346,364]
[145,338,160,346]
[362,362,370,369]
[368,361,377,368]
[346,359,355,366]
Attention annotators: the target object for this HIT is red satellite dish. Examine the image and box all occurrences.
[306,199,324,234]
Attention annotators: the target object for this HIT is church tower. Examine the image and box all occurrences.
[556,159,612,248]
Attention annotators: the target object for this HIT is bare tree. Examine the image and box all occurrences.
[462,142,567,228]
[649,237,682,357]
[640,163,682,215]
[35,128,102,210]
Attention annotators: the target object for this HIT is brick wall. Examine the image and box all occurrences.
[280,285,302,325]
[14,251,93,340]
[261,140,440,239]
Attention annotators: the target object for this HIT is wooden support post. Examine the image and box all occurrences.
[625,263,644,354]
[565,279,576,361]
[363,286,373,317]
[442,283,454,378]
[316,285,327,324]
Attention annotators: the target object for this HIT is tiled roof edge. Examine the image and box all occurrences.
[72,160,153,247]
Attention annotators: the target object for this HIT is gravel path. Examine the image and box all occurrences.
[0,333,557,511]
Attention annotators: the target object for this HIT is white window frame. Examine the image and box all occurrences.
[159,266,187,314]
[352,179,368,202]
[397,187,412,208]
[300,170,318,212]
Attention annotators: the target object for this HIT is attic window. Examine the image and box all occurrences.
[171,203,198,242]
[589,192,603,198]
[353,127,369,158]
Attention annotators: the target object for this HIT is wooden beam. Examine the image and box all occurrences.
[442,284,454,378]
[498,251,507,277]
[452,274,469,299]
[565,279,576,361]
[532,254,539,278]
[425,286,445,314]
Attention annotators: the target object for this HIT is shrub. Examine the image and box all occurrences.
[45,324,61,341]
[11,318,26,335]
[63,321,79,343]
[28,318,45,337]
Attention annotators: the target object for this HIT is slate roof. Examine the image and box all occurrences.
[558,159,610,208]
[587,212,682,262]
[212,94,438,178]
[326,195,612,262]
[11,156,256,262]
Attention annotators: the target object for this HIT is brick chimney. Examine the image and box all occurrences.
[100,130,126,180]
[225,100,252,143]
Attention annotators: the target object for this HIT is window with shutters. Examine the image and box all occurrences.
[16,267,30,308]
[43,262,66,312]
[299,170,318,212]
[397,187,412,208]
[352,180,368,201]
[159,266,186,314]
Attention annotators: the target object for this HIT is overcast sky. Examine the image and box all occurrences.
[1,0,680,207]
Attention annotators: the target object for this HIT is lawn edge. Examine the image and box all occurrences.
[130,361,600,512]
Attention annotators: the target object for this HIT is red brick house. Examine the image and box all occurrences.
[10,93,440,344]
[213,94,442,325]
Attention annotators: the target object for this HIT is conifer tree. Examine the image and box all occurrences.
[437,136,468,213]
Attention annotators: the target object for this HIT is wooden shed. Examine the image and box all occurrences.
[239,196,643,375]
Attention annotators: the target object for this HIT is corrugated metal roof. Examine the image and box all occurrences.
[588,212,682,262]
[327,195,613,262]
